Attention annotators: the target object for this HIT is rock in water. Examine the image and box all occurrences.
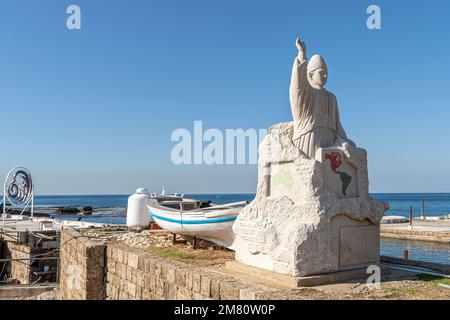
[58,207,80,215]
[83,206,93,215]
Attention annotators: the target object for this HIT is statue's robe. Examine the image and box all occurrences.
[289,57,347,158]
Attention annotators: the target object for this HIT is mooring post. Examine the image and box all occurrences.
[403,249,409,260]
[193,236,197,250]
[421,197,425,221]
[172,233,176,245]
[409,206,413,230]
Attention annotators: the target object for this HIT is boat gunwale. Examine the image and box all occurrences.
[147,198,223,214]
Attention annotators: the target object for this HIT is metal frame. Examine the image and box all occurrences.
[0,256,59,286]
[2,167,34,225]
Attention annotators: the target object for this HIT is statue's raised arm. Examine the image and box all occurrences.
[290,36,353,158]
[289,37,311,136]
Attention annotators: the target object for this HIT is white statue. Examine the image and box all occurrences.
[290,37,349,158]
[232,36,389,279]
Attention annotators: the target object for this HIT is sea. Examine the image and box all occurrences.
[32,193,450,224]
[22,193,450,265]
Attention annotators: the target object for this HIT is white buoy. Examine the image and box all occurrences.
[126,188,153,230]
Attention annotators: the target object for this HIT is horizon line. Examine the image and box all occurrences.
[8,192,450,197]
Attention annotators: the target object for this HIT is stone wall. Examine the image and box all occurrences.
[59,229,106,300]
[6,243,32,284]
[106,244,276,300]
[60,229,278,300]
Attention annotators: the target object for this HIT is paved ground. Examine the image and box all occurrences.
[274,278,450,300]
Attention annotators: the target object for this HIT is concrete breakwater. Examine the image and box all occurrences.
[380,219,450,243]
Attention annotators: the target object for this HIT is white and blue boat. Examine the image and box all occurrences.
[147,195,247,248]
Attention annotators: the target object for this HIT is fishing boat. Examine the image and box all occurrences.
[147,195,247,249]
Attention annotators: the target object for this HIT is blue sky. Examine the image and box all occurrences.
[0,0,449,195]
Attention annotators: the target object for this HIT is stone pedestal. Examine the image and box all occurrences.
[233,122,388,277]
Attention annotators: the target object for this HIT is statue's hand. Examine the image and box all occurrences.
[295,37,307,62]
[336,136,356,148]
[346,139,356,147]
[295,37,306,51]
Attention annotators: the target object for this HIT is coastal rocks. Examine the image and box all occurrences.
[232,122,388,277]
[115,232,172,248]
[83,206,93,215]
[79,228,175,249]
[58,207,80,214]
[115,233,153,248]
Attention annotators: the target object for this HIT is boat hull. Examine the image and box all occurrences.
[147,203,238,248]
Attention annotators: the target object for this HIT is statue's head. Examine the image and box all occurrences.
[307,55,328,89]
